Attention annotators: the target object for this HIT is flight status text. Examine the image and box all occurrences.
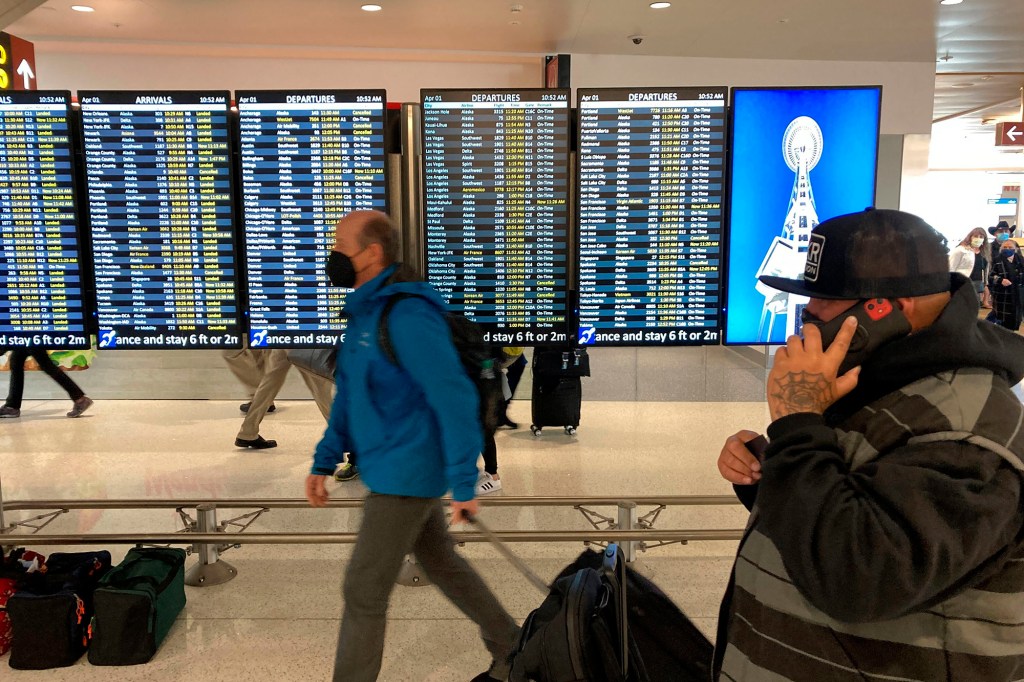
[238,90,386,348]
[80,91,241,350]
[422,90,570,345]
[576,88,727,346]
[0,92,89,349]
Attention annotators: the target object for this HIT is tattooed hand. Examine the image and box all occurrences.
[768,316,861,421]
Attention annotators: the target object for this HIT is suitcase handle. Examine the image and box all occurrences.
[602,545,630,678]
[465,515,550,595]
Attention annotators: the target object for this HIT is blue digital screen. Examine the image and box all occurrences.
[0,91,90,349]
[81,90,242,350]
[723,87,881,345]
[237,89,387,349]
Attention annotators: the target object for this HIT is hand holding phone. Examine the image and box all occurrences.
[802,299,911,376]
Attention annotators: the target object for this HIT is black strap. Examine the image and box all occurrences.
[377,293,416,366]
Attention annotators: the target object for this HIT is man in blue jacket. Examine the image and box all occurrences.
[305,210,518,682]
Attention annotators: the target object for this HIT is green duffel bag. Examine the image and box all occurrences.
[87,547,186,665]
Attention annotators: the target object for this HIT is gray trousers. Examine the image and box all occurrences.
[223,349,333,439]
[334,494,518,681]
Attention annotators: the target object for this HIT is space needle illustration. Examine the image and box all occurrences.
[755,116,823,341]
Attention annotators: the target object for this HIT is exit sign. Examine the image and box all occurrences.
[996,122,1024,146]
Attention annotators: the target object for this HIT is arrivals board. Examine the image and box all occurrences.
[422,89,571,346]
[80,91,241,350]
[576,87,727,347]
[0,91,89,349]
[237,89,387,349]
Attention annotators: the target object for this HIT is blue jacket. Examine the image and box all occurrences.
[311,265,482,502]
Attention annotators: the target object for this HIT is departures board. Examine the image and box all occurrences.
[80,91,241,350]
[237,90,387,349]
[0,91,89,349]
[576,87,728,347]
[422,89,571,346]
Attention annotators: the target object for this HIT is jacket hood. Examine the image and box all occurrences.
[344,264,448,315]
[825,274,1024,424]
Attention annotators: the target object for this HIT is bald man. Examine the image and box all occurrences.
[305,211,517,682]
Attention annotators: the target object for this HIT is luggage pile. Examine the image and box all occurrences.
[0,547,186,669]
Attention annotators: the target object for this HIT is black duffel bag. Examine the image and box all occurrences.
[7,551,111,670]
[88,547,186,665]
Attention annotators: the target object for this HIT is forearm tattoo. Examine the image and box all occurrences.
[769,370,834,416]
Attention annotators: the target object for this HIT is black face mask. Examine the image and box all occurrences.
[326,250,357,288]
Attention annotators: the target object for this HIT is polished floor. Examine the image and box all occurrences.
[0,398,763,680]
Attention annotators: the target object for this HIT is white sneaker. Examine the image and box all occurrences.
[476,473,502,495]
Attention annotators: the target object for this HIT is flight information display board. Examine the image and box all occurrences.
[422,89,571,345]
[0,91,89,349]
[237,89,387,349]
[80,91,241,350]
[576,87,728,347]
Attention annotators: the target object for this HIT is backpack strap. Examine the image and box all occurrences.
[377,293,416,366]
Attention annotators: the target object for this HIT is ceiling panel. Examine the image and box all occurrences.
[10,0,936,61]
[7,0,1024,170]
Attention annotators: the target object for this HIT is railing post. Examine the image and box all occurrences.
[0,473,6,534]
[617,501,638,563]
[184,504,237,586]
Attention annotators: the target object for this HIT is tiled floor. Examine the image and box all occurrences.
[0,399,764,680]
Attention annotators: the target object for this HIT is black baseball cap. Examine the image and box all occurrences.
[758,208,951,300]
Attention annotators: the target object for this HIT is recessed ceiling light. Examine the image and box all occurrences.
[361,4,382,11]
[650,2,672,8]
[71,5,95,11]
[939,0,963,5]
[950,82,975,88]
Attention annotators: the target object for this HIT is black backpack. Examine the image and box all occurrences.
[510,546,646,682]
[378,292,504,435]
[511,549,714,682]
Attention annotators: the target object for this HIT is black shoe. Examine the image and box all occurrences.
[469,672,503,682]
[239,402,276,414]
[235,435,277,449]
[499,416,519,429]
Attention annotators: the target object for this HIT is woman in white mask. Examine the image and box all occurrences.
[950,227,988,303]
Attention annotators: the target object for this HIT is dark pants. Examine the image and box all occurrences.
[4,349,84,409]
[483,430,498,475]
[506,353,527,398]
[334,494,518,681]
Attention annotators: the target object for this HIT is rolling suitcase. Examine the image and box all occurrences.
[531,348,588,436]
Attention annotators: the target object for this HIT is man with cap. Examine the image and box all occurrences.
[714,208,1024,680]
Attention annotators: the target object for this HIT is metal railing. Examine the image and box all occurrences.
[0,492,746,586]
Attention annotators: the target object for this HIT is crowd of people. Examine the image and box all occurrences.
[5,207,1024,680]
[950,219,1024,331]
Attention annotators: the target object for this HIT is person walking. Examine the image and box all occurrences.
[304,210,517,682]
[228,346,335,450]
[990,238,1024,331]
[0,348,92,418]
[949,226,987,302]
